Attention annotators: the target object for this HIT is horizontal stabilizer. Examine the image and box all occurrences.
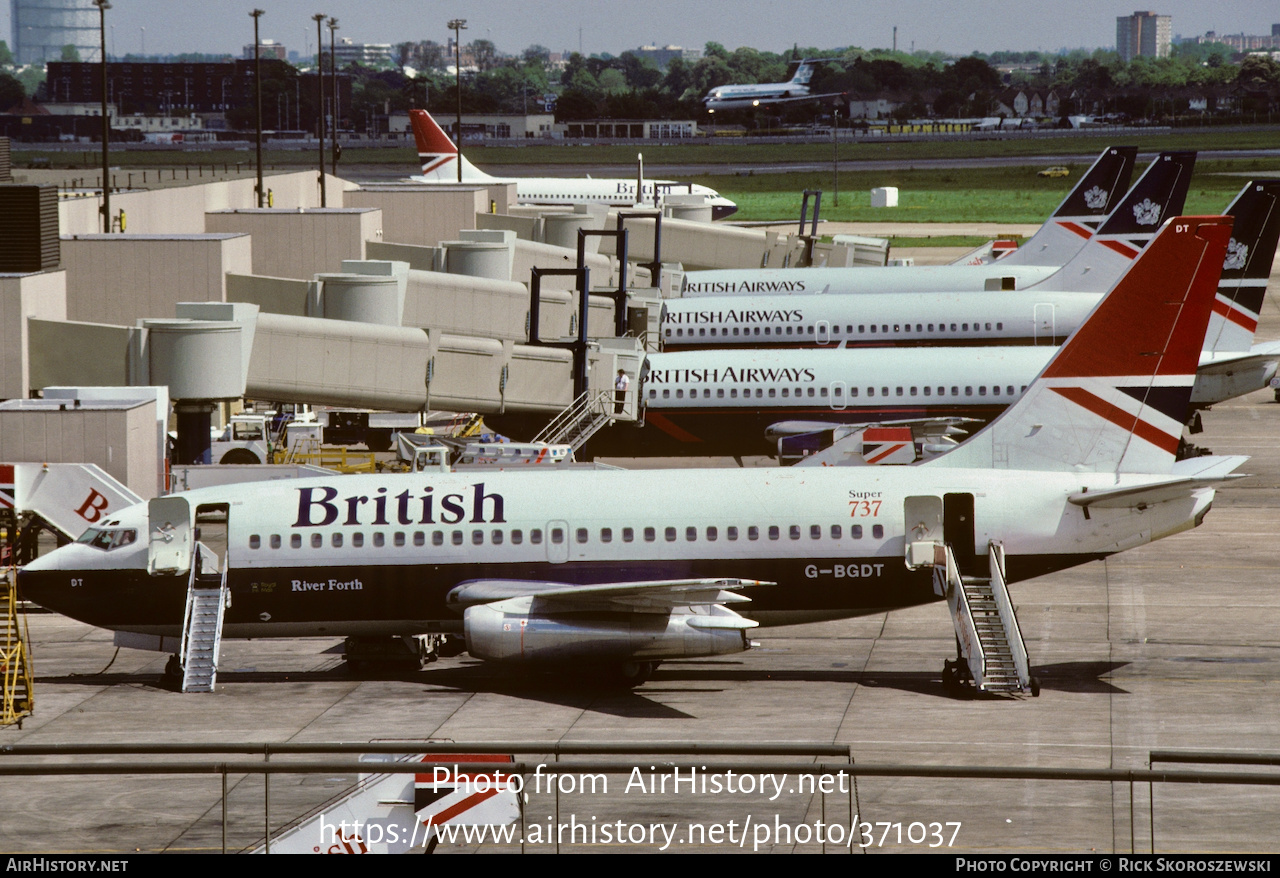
[1067,456,1249,508]
[1198,340,1280,377]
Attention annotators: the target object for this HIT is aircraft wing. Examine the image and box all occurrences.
[755,91,848,107]
[779,416,981,467]
[1067,456,1249,509]
[766,416,980,441]
[447,578,772,616]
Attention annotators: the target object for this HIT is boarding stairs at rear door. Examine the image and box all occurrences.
[179,551,229,693]
[918,540,1038,697]
[534,389,635,452]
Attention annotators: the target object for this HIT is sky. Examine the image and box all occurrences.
[4,0,1276,60]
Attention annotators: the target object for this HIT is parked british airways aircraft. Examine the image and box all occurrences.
[18,217,1244,687]
[681,150,1192,295]
[491,212,1264,459]
[660,181,1280,353]
[407,109,739,219]
[702,59,846,111]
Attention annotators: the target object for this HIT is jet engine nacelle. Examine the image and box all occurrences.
[463,598,753,664]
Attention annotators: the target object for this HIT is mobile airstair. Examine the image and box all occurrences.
[178,548,228,693]
[0,568,34,725]
[914,540,1038,697]
[533,390,620,452]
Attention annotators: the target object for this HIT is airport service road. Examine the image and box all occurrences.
[2,257,1278,856]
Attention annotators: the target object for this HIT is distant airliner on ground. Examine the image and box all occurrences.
[408,109,738,219]
[702,59,845,111]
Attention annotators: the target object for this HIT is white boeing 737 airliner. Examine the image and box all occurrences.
[19,216,1244,688]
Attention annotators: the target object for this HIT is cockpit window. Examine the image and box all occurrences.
[76,528,138,551]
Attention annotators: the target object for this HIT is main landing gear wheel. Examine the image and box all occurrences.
[1029,676,1041,697]
[941,658,971,698]
[219,448,261,465]
[163,654,183,686]
[613,660,657,688]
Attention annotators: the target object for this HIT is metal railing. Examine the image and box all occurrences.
[3,742,1280,854]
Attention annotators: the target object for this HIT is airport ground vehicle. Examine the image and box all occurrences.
[209,409,425,464]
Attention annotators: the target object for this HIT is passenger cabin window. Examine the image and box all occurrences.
[352,533,364,548]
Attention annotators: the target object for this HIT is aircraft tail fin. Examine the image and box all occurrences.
[929,215,1232,475]
[408,108,494,182]
[791,60,816,86]
[999,146,1138,266]
[1203,180,1280,353]
[1037,151,1196,293]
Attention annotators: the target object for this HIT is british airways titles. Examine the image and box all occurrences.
[665,308,805,325]
[683,281,810,295]
[294,483,506,528]
[646,366,818,385]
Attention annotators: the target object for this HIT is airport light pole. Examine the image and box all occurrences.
[327,17,338,179]
[251,9,265,208]
[312,13,326,206]
[448,18,466,182]
[832,108,839,208]
[94,0,110,233]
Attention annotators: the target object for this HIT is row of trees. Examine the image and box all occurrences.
[403,40,1279,124]
[3,36,1278,128]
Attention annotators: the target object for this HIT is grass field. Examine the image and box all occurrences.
[448,128,1280,167]
[689,159,1267,223]
[15,132,1276,225]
